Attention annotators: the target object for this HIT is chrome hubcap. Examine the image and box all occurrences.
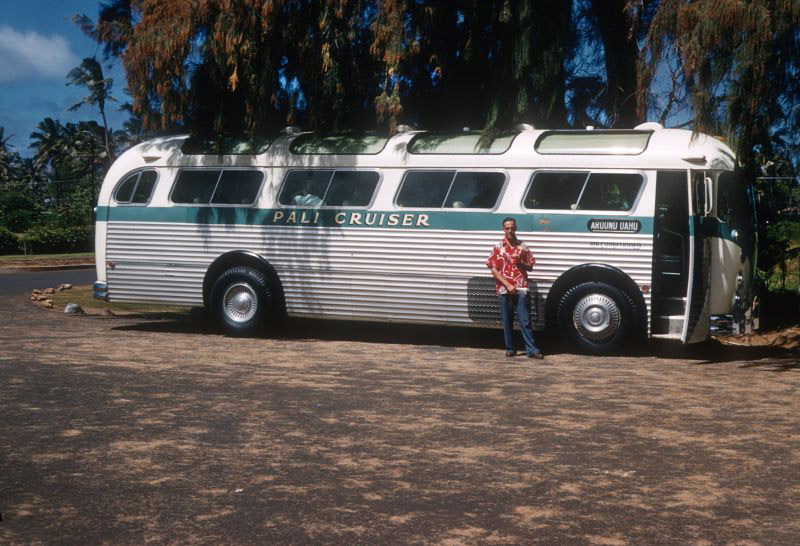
[573,293,620,340]
[223,282,257,323]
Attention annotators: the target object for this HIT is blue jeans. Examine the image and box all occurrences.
[499,293,540,355]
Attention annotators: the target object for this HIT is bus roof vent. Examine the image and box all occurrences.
[514,123,536,131]
[535,130,653,155]
[289,134,389,155]
[408,131,519,155]
[280,126,302,134]
[634,122,664,130]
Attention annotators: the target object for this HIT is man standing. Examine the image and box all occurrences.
[486,217,543,359]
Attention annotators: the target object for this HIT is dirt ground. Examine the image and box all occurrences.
[1,291,799,544]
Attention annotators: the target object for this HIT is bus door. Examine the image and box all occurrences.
[651,171,691,338]
[683,171,714,343]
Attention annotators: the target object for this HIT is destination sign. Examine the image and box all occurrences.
[587,219,641,233]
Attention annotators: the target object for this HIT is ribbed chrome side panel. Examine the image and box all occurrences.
[105,221,652,326]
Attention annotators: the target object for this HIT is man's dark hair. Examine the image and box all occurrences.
[502,217,516,226]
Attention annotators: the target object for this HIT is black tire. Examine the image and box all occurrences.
[210,266,272,336]
[556,281,637,354]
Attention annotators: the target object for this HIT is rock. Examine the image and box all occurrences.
[57,284,73,291]
[36,295,48,301]
[43,287,55,295]
[31,289,42,296]
[64,303,84,315]
[103,309,115,316]
[41,300,53,309]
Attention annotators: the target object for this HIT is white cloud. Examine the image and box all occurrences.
[0,25,80,83]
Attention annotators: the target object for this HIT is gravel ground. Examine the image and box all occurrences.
[1,292,799,545]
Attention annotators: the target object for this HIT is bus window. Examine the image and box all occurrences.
[397,171,454,207]
[211,170,264,205]
[398,170,504,209]
[443,172,505,209]
[324,171,380,207]
[114,173,138,203]
[114,169,159,205]
[577,173,642,211]
[131,171,158,203]
[692,172,706,215]
[172,169,264,205]
[523,171,588,210]
[172,170,221,204]
[717,171,751,225]
[278,170,333,207]
[278,170,379,208]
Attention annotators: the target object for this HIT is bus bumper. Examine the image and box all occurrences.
[709,294,759,336]
[93,281,108,301]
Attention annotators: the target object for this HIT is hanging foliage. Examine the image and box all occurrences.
[69,0,799,181]
[637,0,800,170]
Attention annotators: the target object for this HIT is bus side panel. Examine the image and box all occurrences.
[103,211,652,330]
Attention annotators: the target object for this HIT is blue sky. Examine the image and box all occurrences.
[0,0,129,154]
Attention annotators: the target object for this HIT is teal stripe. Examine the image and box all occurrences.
[98,206,654,234]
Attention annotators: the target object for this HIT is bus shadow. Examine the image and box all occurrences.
[640,338,799,370]
[110,309,537,351]
[110,311,799,367]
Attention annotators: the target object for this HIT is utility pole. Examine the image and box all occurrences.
[87,133,96,222]
[91,135,96,207]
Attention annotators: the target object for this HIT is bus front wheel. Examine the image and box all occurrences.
[556,281,635,354]
[210,266,272,336]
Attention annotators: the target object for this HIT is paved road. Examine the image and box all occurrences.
[0,285,798,544]
[0,269,96,297]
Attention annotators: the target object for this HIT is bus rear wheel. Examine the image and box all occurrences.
[556,281,635,354]
[210,266,272,336]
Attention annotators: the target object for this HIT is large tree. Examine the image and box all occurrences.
[74,0,799,180]
[77,1,583,134]
[583,0,642,127]
[636,0,800,173]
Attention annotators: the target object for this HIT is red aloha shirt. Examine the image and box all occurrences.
[486,238,536,294]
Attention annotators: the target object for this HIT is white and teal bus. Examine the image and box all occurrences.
[93,123,758,353]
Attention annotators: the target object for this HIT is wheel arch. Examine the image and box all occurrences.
[545,263,647,335]
[203,250,285,315]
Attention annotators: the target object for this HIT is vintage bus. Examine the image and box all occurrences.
[93,123,758,353]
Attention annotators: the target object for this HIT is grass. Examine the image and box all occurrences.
[46,284,192,316]
[765,254,800,292]
[0,252,94,263]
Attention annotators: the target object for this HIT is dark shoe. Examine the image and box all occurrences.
[527,352,544,360]
[505,350,517,357]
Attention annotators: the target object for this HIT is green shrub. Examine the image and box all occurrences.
[18,225,94,254]
[0,226,20,255]
[0,190,40,232]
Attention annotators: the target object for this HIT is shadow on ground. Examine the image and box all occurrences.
[108,308,800,367]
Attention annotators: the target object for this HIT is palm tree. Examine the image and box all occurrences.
[15,157,47,197]
[0,127,16,182]
[72,0,132,59]
[66,57,116,162]
[30,118,67,172]
[113,102,146,153]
